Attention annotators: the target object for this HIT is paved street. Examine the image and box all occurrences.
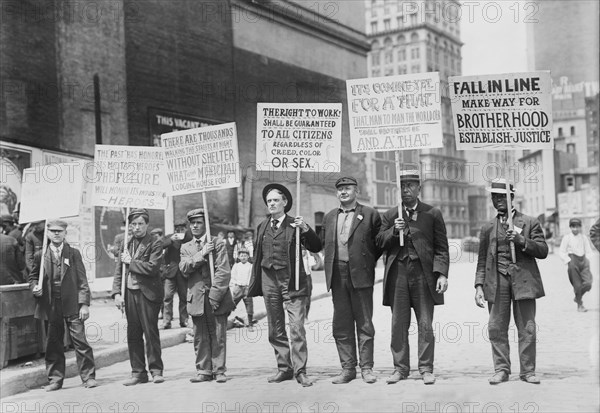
[2,252,598,412]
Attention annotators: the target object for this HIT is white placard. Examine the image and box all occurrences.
[256,103,342,172]
[92,145,167,209]
[161,122,240,195]
[20,162,84,223]
[449,71,553,151]
[346,72,443,153]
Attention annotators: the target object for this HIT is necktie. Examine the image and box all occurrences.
[272,220,279,232]
[339,212,351,245]
[196,239,202,252]
[406,208,415,222]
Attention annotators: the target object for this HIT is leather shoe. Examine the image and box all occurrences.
[361,369,377,384]
[520,374,540,384]
[296,373,313,387]
[578,304,588,312]
[83,378,98,388]
[153,375,165,384]
[267,371,294,383]
[215,373,227,383]
[162,322,171,329]
[332,369,356,384]
[123,376,149,386]
[180,321,188,328]
[190,374,213,383]
[45,382,62,392]
[421,372,436,385]
[488,371,509,385]
[386,370,408,384]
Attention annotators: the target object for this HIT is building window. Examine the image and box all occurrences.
[384,50,393,64]
[397,16,403,28]
[384,19,391,31]
[411,64,420,73]
[398,65,407,74]
[398,48,406,61]
[411,47,420,59]
[371,22,378,33]
[558,127,563,137]
[570,126,576,136]
[372,51,380,66]
[567,143,576,153]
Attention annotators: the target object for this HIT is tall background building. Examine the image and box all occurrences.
[523,0,599,235]
[365,0,469,238]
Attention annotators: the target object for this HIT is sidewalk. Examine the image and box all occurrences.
[0,267,385,398]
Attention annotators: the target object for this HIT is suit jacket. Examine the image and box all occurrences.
[248,214,322,299]
[179,235,235,317]
[111,232,164,303]
[0,233,25,285]
[161,232,192,279]
[25,230,43,275]
[376,201,450,306]
[475,211,548,303]
[321,203,382,291]
[28,242,90,320]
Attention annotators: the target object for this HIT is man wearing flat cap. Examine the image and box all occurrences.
[475,178,548,385]
[320,177,382,384]
[112,208,165,385]
[248,183,322,387]
[179,208,235,383]
[559,217,594,312]
[29,220,97,391]
[376,170,449,385]
[161,220,191,329]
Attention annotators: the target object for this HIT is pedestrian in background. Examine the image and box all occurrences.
[590,218,600,252]
[236,230,255,263]
[180,209,234,383]
[25,220,45,276]
[161,220,191,329]
[225,230,240,268]
[559,218,594,312]
[321,177,382,384]
[248,183,322,387]
[29,220,97,391]
[230,248,254,326]
[112,208,165,386]
[474,179,548,385]
[0,225,25,284]
[376,170,449,385]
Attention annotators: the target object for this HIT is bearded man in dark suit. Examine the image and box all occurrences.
[376,170,449,386]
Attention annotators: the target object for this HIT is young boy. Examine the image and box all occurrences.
[559,218,594,312]
[230,249,254,326]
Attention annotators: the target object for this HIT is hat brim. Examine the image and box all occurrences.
[486,187,515,194]
[47,225,66,231]
[262,183,293,214]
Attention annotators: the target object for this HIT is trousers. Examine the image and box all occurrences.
[126,289,163,378]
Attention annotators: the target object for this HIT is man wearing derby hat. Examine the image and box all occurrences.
[475,178,548,385]
[179,208,235,383]
[248,183,322,387]
[29,220,97,391]
[559,217,594,312]
[321,176,382,384]
[112,208,165,385]
[376,170,449,385]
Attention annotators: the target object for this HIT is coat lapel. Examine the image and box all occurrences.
[489,219,498,258]
[347,204,363,239]
[60,244,70,280]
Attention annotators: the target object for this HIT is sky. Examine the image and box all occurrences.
[459,1,529,76]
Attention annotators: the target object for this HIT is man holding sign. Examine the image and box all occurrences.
[112,208,165,385]
[376,170,449,385]
[248,183,322,387]
[179,208,235,383]
[29,220,97,391]
[475,178,548,385]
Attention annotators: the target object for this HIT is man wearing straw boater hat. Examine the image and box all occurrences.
[112,208,165,385]
[179,208,234,383]
[29,220,97,391]
[475,178,548,385]
[376,170,449,385]
[248,183,322,387]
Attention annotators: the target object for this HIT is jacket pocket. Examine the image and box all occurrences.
[187,290,193,303]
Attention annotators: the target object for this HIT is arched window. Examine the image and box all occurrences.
[397,34,406,44]
[410,32,419,43]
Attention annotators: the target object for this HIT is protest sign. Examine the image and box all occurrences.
[346,73,443,153]
[19,162,84,223]
[255,103,342,172]
[92,145,167,209]
[161,122,240,195]
[449,71,553,151]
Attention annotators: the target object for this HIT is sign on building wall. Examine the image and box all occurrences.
[449,71,553,151]
[92,145,167,209]
[161,123,240,195]
[255,103,342,172]
[148,107,219,147]
[346,72,443,152]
